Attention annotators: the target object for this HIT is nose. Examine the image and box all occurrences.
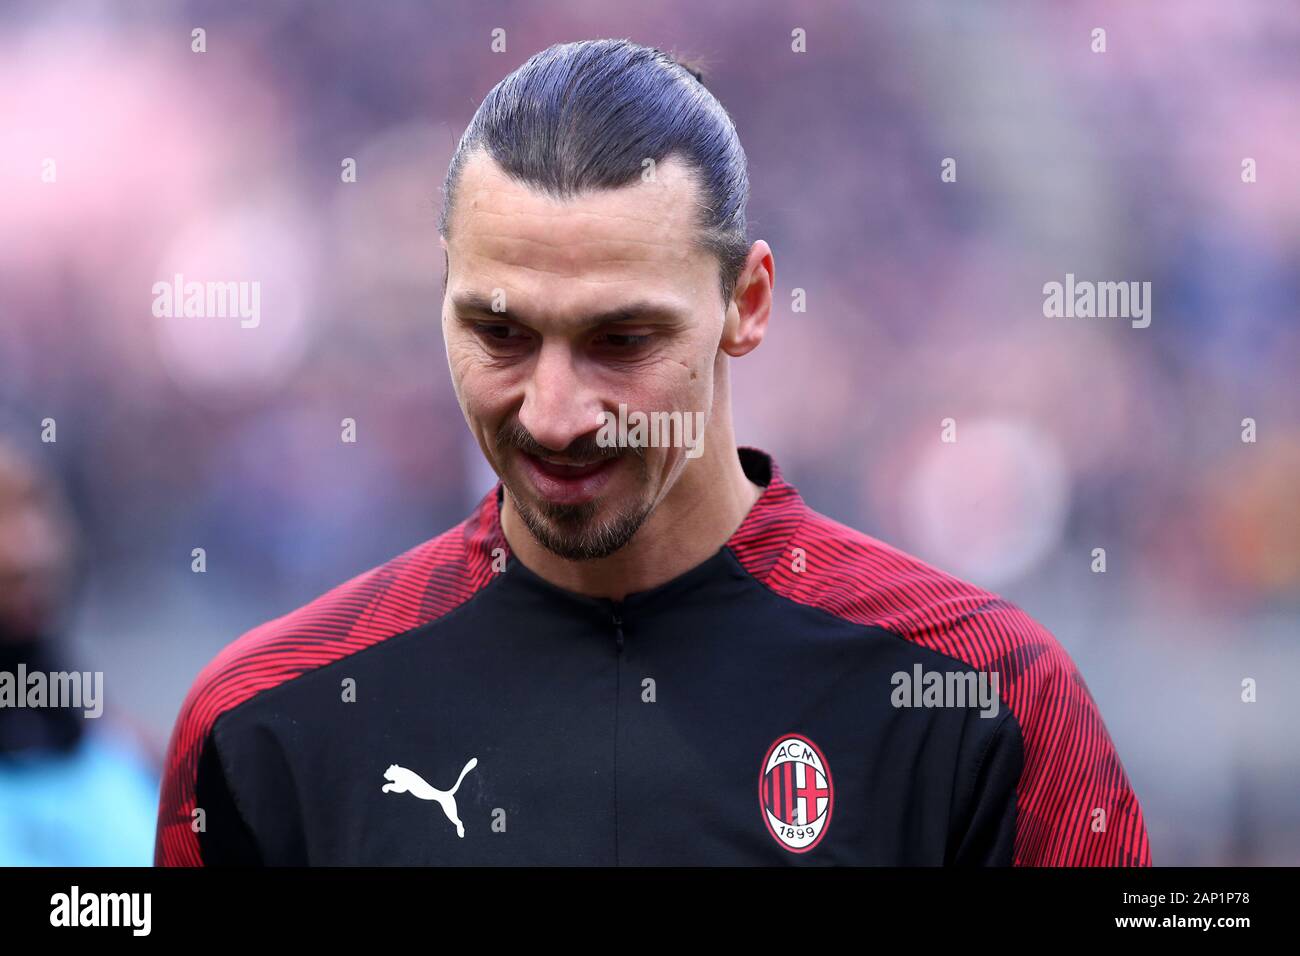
[517,340,605,455]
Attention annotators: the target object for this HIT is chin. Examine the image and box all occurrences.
[518,486,653,561]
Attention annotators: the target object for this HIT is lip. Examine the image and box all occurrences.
[519,452,620,506]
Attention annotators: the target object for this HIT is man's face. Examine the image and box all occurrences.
[441,151,728,560]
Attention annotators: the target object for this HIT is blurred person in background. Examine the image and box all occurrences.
[0,435,158,865]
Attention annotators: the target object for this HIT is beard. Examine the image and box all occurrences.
[506,486,653,560]
[494,418,654,560]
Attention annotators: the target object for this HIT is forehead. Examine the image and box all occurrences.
[444,151,711,312]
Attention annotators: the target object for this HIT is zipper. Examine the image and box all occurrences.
[611,599,624,865]
[611,601,625,653]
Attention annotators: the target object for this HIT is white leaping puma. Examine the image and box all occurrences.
[381,758,478,838]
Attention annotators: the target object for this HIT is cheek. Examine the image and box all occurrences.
[447,340,509,412]
[459,375,510,429]
[623,351,714,426]
[673,344,716,411]
[444,331,479,382]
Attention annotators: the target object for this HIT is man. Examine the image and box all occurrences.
[155,39,1150,866]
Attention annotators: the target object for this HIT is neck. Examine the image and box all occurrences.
[500,420,763,602]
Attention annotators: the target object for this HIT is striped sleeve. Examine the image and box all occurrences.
[1004,631,1151,866]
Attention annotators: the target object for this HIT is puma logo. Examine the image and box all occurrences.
[381,758,478,838]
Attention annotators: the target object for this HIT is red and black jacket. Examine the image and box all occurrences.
[155,446,1151,866]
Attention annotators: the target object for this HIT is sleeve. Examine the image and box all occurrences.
[958,646,1152,866]
[192,730,264,865]
[153,693,206,866]
[947,711,1022,866]
[154,722,262,866]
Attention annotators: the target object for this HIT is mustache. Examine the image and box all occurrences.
[494,418,644,465]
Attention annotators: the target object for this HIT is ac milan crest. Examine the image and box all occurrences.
[759,733,833,852]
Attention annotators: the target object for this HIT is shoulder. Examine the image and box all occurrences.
[740,505,1051,661]
[156,493,505,864]
[735,499,1150,864]
[734,501,1091,727]
[187,510,499,723]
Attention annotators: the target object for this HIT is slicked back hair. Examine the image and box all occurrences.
[438,38,751,307]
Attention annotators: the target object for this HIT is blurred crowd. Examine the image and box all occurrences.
[1,0,1296,864]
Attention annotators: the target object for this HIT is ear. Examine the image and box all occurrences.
[721,240,773,359]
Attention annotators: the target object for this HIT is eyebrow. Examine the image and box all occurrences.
[451,292,683,330]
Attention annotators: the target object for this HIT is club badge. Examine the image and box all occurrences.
[759,733,833,852]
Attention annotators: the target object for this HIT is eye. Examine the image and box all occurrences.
[473,322,530,345]
[594,331,651,351]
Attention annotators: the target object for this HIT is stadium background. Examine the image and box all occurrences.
[1,0,1297,864]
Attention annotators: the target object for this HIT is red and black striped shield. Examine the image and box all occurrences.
[759,733,833,852]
